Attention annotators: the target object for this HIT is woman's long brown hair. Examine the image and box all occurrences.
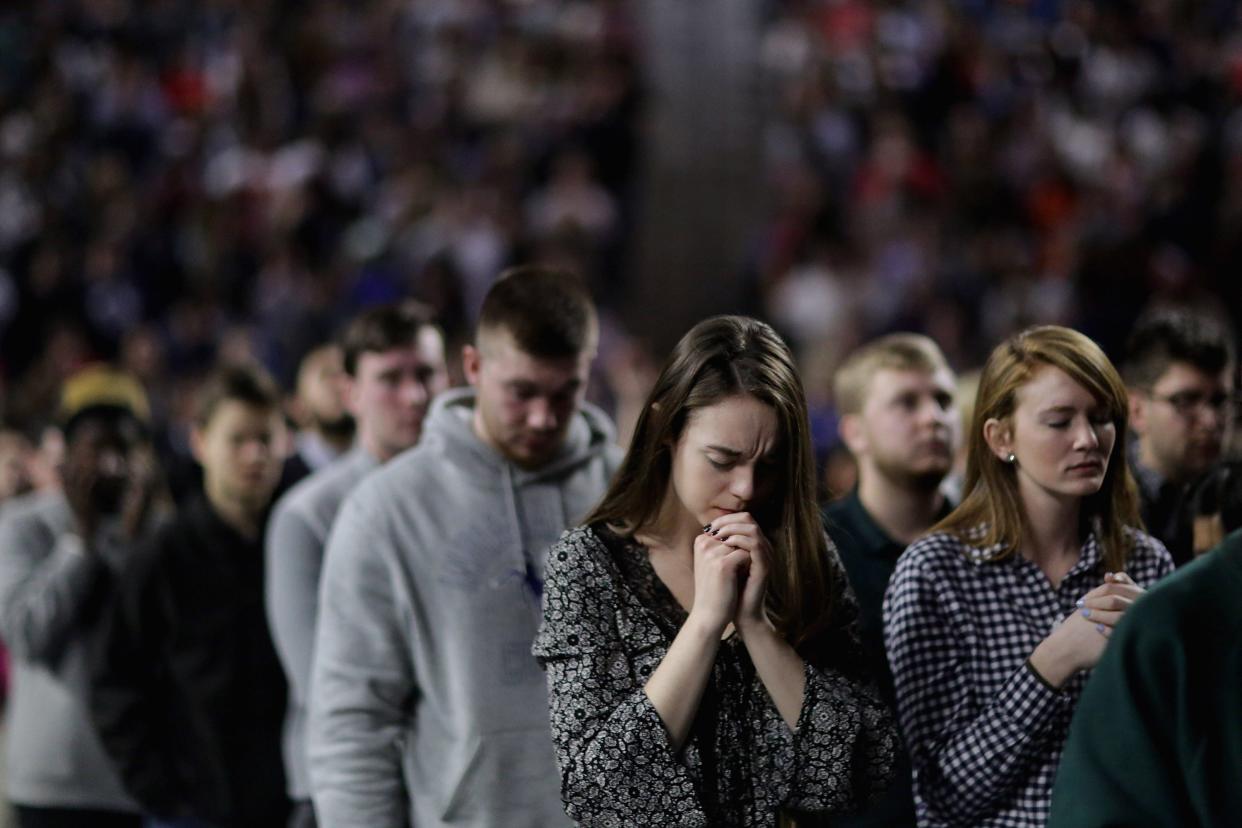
[586,316,838,655]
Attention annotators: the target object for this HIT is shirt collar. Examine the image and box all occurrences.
[962,521,1104,574]
[836,487,955,559]
[841,489,900,556]
[1128,439,1167,502]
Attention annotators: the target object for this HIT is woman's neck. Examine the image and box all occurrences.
[1017,479,1083,576]
[637,489,700,560]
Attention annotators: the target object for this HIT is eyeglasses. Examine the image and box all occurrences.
[1147,390,1238,419]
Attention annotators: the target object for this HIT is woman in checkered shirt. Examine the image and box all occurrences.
[883,325,1174,828]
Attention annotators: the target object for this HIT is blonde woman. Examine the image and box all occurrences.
[884,326,1174,827]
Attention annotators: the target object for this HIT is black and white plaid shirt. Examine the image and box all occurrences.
[883,526,1174,827]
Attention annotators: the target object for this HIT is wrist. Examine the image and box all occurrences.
[1029,638,1076,689]
[734,612,774,641]
[684,609,727,642]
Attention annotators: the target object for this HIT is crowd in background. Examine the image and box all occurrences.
[757,0,1242,379]
[0,3,1240,824]
[0,0,640,477]
[4,2,1242,493]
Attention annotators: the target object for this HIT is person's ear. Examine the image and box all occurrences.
[1128,388,1149,435]
[189,424,207,465]
[839,413,866,456]
[982,417,1013,462]
[462,344,481,386]
[341,374,361,418]
[271,412,292,460]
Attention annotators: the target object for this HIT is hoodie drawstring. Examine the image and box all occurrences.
[499,463,546,606]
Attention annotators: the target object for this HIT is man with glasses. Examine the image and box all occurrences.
[1123,307,1236,565]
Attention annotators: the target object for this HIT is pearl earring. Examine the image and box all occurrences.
[1006,453,1016,464]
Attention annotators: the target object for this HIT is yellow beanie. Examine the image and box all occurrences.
[59,365,150,428]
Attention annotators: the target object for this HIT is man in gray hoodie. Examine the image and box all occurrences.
[266,302,448,828]
[308,266,621,828]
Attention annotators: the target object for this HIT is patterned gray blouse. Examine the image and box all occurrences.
[533,524,898,827]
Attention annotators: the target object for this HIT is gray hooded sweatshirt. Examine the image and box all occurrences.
[308,387,620,827]
[266,445,380,799]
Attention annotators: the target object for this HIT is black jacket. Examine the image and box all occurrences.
[92,495,289,827]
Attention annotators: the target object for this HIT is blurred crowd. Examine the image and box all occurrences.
[757,0,1242,393]
[0,8,642,820]
[0,0,641,478]
[0,3,1240,826]
[5,1,1242,502]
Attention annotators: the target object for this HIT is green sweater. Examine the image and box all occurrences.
[1049,530,1242,827]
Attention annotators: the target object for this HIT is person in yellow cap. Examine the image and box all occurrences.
[0,364,163,828]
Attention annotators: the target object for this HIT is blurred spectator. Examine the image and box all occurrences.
[25,426,63,495]
[525,149,619,255]
[0,366,162,828]
[822,442,858,500]
[282,343,353,490]
[944,368,982,504]
[1186,459,1242,553]
[0,431,33,505]
[0,425,51,827]
[266,303,448,828]
[1122,307,1235,565]
[92,364,290,828]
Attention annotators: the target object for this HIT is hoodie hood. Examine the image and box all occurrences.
[424,386,618,485]
[416,387,621,589]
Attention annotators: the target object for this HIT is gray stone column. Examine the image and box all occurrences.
[626,0,764,352]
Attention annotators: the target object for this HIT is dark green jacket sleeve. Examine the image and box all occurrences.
[1049,540,1242,828]
[1047,607,1184,827]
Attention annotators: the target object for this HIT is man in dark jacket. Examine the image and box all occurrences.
[93,363,291,827]
[1123,307,1235,565]
[822,333,960,828]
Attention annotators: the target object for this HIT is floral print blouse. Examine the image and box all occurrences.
[533,524,898,827]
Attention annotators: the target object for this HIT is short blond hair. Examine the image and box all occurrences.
[833,333,952,416]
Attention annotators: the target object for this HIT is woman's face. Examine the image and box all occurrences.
[992,364,1117,504]
[666,393,781,529]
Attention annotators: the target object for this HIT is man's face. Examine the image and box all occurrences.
[845,367,960,491]
[348,328,449,462]
[192,400,287,516]
[62,415,144,515]
[464,331,592,470]
[1130,360,1232,483]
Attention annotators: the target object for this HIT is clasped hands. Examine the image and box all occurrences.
[687,512,773,640]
